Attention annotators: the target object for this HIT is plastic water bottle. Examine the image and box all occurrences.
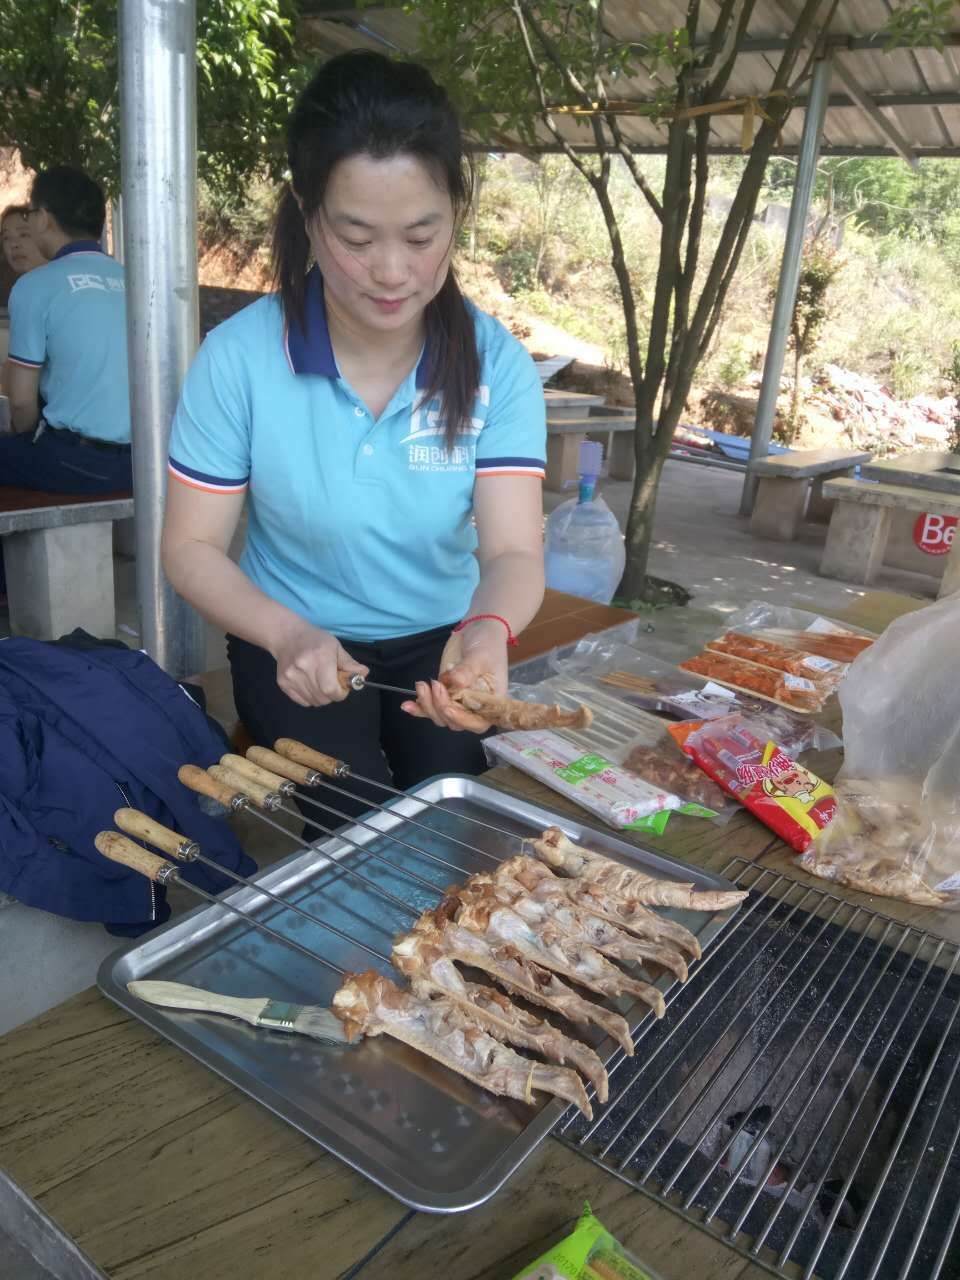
[544,441,626,604]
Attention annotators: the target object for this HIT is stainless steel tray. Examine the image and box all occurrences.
[97,775,741,1213]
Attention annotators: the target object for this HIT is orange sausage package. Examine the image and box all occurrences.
[669,713,836,852]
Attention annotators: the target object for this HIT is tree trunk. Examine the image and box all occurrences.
[618,399,666,601]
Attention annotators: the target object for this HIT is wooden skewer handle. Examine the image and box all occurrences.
[221,753,292,795]
[275,738,348,779]
[95,832,177,883]
[178,763,245,809]
[247,746,319,787]
[209,764,278,810]
[113,808,199,860]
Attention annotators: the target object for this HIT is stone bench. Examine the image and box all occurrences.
[0,487,134,639]
[543,388,606,421]
[749,447,872,541]
[820,477,960,597]
[546,415,635,491]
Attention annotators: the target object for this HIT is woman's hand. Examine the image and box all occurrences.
[270,617,368,708]
[403,621,508,733]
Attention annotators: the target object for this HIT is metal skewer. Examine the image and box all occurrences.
[202,761,475,882]
[255,740,523,853]
[95,832,351,976]
[178,767,444,905]
[114,806,418,927]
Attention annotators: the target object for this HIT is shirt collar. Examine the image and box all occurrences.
[285,265,430,389]
[53,240,105,260]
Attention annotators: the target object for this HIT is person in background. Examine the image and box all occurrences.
[1,166,131,494]
[1,204,46,277]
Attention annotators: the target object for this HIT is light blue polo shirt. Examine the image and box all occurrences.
[169,268,546,642]
[7,241,131,444]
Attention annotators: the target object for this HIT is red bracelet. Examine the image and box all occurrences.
[453,614,519,647]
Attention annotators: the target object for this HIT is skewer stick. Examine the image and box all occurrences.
[269,739,519,856]
[113,807,416,938]
[178,765,443,897]
[94,831,347,976]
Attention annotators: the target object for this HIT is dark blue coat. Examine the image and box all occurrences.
[0,638,256,931]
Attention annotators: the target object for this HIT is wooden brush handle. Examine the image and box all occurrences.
[113,808,198,860]
[275,738,347,779]
[209,764,277,810]
[127,980,269,1025]
[247,745,319,786]
[221,752,291,794]
[178,763,245,809]
[95,832,176,883]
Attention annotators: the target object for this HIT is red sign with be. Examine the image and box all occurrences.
[913,512,958,556]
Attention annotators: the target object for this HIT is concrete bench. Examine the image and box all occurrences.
[821,477,960,597]
[543,388,606,421]
[546,415,635,491]
[0,487,133,639]
[862,450,960,496]
[749,447,872,541]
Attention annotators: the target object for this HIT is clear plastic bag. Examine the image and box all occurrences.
[546,642,840,754]
[800,597,960,908]
[483,729,682,834]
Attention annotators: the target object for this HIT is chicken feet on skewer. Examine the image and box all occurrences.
[392,930,609,1102]
[332,971,593,1118]
[532,827,747,912]
[408,908,635,1055]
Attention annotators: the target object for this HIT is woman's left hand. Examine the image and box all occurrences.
[402,621,508,733]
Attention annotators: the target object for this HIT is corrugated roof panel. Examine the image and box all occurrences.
[296,2,960,156]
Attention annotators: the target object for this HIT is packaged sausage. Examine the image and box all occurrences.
[512,1201,664,1280]
[669,714,836,852]
[706,632,846,689]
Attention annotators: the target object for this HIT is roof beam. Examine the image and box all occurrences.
[468,141,960,157]
[677,31,960,54]
[770,0,918,168]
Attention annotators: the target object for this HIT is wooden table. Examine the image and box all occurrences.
[0,589,942,1280]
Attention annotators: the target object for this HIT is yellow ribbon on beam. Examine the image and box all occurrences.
[550,90,790,149]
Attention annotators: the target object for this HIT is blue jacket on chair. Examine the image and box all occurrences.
[0,638,256,933]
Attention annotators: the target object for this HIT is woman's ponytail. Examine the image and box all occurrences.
[272,183,312,333]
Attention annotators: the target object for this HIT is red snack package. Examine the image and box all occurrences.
[669,714,836,852]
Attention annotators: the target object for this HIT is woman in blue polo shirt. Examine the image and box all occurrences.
[163,52,547,817]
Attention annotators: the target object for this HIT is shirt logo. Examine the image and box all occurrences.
[402,385,488,473]
[68,273,125,294]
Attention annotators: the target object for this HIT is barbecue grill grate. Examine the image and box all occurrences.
[555,859,960,1280]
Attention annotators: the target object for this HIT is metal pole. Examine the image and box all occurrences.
[739,54,833,516]
[118,0,205,678]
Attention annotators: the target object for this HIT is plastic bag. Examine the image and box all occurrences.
[722,600,875,665]
[483,730,683,834]
[512,1201,664,1280]
[547,642,839,754]
[670,714,836,852]
[800,596,960,907]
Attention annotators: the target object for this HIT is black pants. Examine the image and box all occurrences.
[227,626,488,829]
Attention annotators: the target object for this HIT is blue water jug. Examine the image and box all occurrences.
[544,441,626,604]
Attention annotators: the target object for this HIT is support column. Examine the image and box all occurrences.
[119,0,205,678]
[739,54,833,517]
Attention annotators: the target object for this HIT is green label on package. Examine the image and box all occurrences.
[678,802,719,819]
[556,753,612,785]
[624,810,673,835]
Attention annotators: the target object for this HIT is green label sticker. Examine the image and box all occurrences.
[556,753,612,785]
[624,810,673,835]
[678,803,719,819]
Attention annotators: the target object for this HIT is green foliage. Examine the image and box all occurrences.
[946,343,960,453]
[790,245,844,367]
[716,340,751,391]
[883,0,956,51]
[889,349,927,400]
[0,0,304,198]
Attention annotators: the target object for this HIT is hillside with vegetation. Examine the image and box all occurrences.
[196,151,960,456]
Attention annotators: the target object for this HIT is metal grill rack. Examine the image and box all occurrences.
[556,859,960,1280]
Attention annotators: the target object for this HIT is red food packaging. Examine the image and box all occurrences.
[668,714,836,852]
